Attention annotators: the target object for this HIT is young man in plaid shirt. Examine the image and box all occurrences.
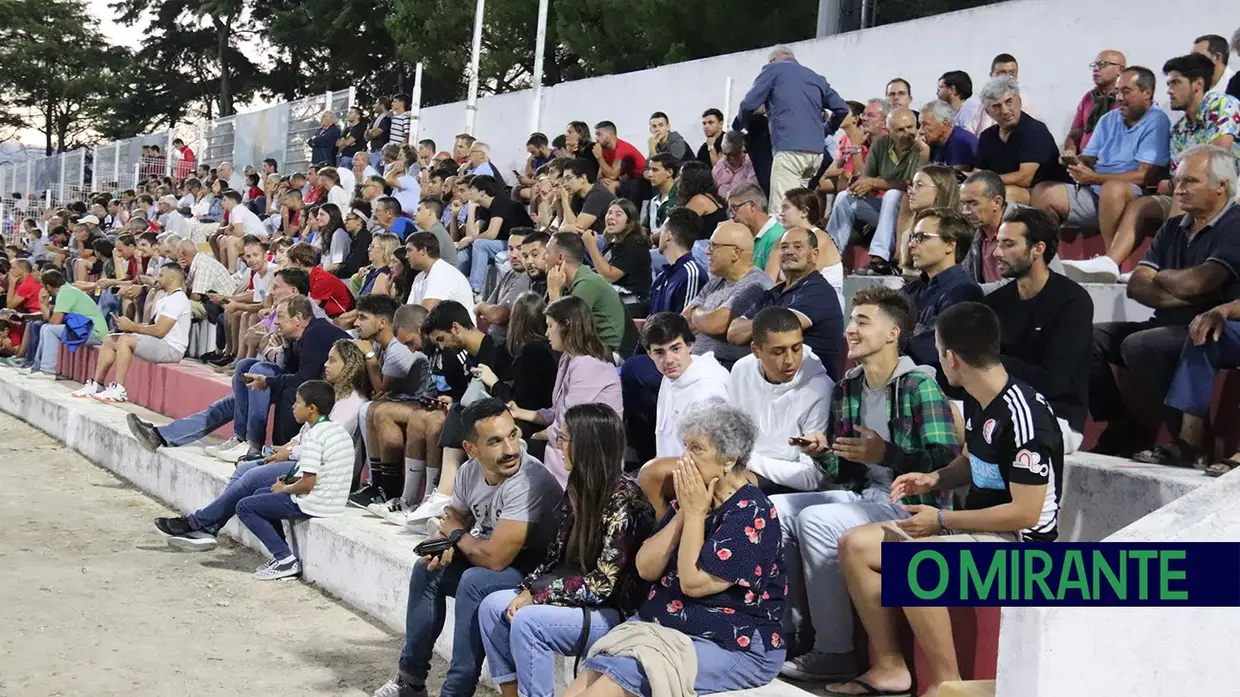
[775,285,962,683]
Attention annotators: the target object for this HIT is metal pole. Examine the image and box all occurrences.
[24,161,31,202]
[91,146,99,192]
[78,149,86,197]
[165,131,174,177]
[815,0,841,37]
[411,62,424,143]
[529,0,549,136]
[58,154,66,205]
[464,0,486,136]
[724,77,735,127]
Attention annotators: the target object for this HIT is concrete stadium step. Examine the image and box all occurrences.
[0,370,819,697]
[938,680,995,697]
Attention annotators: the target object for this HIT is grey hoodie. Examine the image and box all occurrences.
[841,355,939,492]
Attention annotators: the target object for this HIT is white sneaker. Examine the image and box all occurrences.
[204,436,242,458]
[71,380,100,398]
[381,499,409,525]
[92,383,128,403]
[27,370,56,380]
[405,490,451,526]
[214,440,254,463]
[1061,256,1120,284]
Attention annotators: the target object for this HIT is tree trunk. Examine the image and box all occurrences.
[215,17,233,116]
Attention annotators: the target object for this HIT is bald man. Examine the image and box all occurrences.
[1064,49,1127,155]
[682,221,775,368]
[827,107,927,276]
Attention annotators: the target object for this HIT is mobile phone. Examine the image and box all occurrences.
[419,396,444,410]
[788,436,813,447]
[242,374,257,384]
[512,170,521,178]
[1060,155,1080,167]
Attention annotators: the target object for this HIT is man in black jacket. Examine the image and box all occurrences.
[984,207,1092,451]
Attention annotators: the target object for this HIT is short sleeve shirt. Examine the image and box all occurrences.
[52,285,107,341]
[447,453,564,571]
[229,203,268,239]
[1083,107,1171,191]
[602,139,647,180]
[963,378,1064,541]
[572,184,615,234]
[976,112,1068,185]
[1138,202,1240,324]
[928,127,978,169]
[862,135,922,183]
[687,267,774,367]
[569,267,626,353]
[742,272,843,376]
[639,485,786,651]
[1168,93,1240,174]
[603,235,652,299]
[381,337,433,400]
[410,259,476,325]
[481,195,534,242]
[484,268,532,345]
[154,289,192,355]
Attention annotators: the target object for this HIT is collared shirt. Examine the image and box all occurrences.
[928,127,978,169]
[1169,93,1240,174]
[1139,201,1240,324]
[1083,106,1170,193]
[901,264,984,365]
[737,58,849,153]
[1207,67,1238,99]
[712,155,758,197]
[1069,88,1119,151]
[863,135,922,183]
[189,252,238,296]
[569,266,626,353]
[742,271,843,379]
[646,184,677,232]
[752,217,785,272]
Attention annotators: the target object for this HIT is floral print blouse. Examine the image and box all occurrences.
[639,484,787,652]
[519,475,655,614]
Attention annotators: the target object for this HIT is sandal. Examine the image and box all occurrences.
[824,679,912,697]
[1131,438,1198,467]
[1204,458,1240,478]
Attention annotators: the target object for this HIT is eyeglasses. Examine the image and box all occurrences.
[1089,61,1124,70]
[727,201,754,215]
[909,232,943,244]
[707,241,741,252]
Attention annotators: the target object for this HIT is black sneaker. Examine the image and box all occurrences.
[856,257,897,276]
[128,413,167,452]
[154,516,194,536]
[198,351,222,363]
[348,484,386,510]
[208,353,235,367]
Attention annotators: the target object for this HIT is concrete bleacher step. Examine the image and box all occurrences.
[938,680,995,697]
[0,370,820,697]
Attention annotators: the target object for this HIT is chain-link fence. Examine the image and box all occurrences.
[284,89,355,173]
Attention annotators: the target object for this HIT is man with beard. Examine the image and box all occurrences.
[475,228,532,345]
[517,230,551,300]
[370,398,561,697]
[983,207,1092,452]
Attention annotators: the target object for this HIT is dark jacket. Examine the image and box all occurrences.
[309,124,342,166]
[270,317,350,442]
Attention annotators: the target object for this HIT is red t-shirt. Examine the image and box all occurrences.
[7,274,43,345]
[304,186,326,205]
[308,266,354,317]
[602,139,647,180]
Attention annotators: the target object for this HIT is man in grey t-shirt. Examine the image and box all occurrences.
[379,400,562,697]
[684,222,773,368]
[476,230,532,345]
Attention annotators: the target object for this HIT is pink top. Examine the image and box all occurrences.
[712,155,758,196]
[535,353,623,487]
[1070,89,1118,151]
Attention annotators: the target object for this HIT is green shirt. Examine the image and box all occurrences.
[569,266,625,353]
[753,218,786,271]
[52,285,108,341]
[863,135,923,183]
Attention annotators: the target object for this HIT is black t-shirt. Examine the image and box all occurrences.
[430,334,513,400]
[341,123,367,157]
[367,113,391,152]
[572,183,615,234]
[976,112,1068,185]
[603,235,653,299]
[696,138,722,166]
[1138,203,1240,324]
[963,378,1064,541]
[1227,72,1240,101]
[481,195,534,242]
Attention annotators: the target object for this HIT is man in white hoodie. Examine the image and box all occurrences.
[646,312,731,458]
[637,307,832,516]
[776,285,962,683]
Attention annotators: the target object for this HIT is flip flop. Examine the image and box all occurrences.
[824,678,913,697]
[1204,458,1240,478]
[1132,438,1197,467]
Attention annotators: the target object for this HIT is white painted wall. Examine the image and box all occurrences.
[414,0,1239,176]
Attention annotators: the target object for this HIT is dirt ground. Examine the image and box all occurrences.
[0,412,454,697]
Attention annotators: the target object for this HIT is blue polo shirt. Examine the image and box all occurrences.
[742,271,843,379]
[1084,106,1171,193]
[390,216,415,241]
[929,127,978,169]
[902,264,985,366]
[649,252,707,315]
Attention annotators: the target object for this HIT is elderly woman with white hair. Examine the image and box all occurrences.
[563,403,787,697]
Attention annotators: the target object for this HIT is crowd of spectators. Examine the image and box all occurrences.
[2,26,1240,697]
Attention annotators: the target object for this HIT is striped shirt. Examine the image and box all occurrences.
[648,252,706,315]
[389,112,411,145]
[291,420,356,518]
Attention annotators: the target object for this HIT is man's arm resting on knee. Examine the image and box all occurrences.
[453,518,529,571]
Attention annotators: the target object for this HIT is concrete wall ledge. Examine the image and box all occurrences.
[0,371,819,697]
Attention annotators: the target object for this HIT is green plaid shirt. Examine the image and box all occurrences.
[815,366,960,508]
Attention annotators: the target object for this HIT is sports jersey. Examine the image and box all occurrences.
[963,378,1064,541]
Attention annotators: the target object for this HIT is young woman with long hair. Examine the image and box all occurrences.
[582,198,653,317]
[316,203,349,274]
[676,160,729,239]
[780,186,845,312]
[895,164,961,272]
[478,403,655,697]
[506,296,622,486]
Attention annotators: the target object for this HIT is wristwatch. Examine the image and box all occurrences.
[448,527,467,550]
[364,350,376,360]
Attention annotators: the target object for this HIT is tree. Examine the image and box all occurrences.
[0,0,134,154]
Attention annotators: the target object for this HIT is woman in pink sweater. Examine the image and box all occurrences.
[507,296,623,486]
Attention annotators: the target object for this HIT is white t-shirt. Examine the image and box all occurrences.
[337,168,356,195]
[162,211,191,238]
[228,172,246,194]
[327,185,350,210]
[324,228,350,268]
[291,420,356,518]
[228,203,268,239]
[155,289,192,354]
[249,262,277,302]
[409,259,476,324]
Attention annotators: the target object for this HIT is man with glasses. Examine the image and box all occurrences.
[901,208,983,368]
[727,183,785,279]
[1064,50,1127,156]
[683,222,773,369]
[361,175,386,203]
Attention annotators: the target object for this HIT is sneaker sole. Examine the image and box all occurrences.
[255,567,302,581]
[166,535,219,552]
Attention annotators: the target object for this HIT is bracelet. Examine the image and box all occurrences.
[937,509,946,534]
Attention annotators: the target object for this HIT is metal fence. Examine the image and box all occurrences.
[0,86,355,219]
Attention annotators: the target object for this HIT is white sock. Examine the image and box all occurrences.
[424,467,441,499]
[278,555,296,564]
[403,458,426,505]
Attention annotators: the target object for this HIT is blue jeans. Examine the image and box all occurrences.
[36,322,101,373]
[458,238,507,292]
[478,589,622,697]
[1165,321,1240,418]
[97,292,122,331]
[826,189,903,262]
[188,458,289,534]
[235,489,309,559]
[157,358,280,447]
[398,558,524,696]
